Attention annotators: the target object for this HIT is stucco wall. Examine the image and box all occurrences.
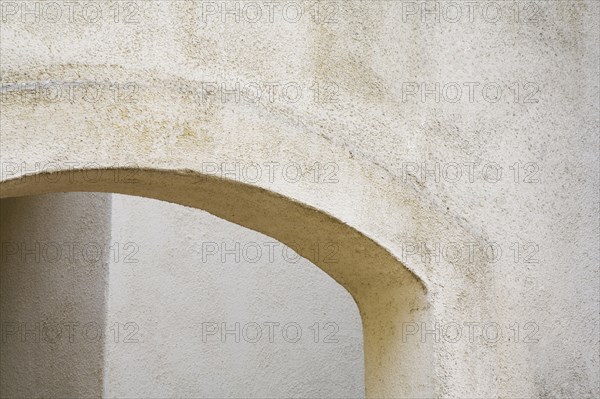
[104,193,364,398]
[0,193,112,398]
[1,1,599,397]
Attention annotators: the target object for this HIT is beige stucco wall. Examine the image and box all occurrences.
[1,1,599,397]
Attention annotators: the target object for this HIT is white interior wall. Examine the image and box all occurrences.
[104,193,364,398]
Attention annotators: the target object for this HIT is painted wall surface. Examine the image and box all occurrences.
[104,193,364,398]
[1,1,599,397]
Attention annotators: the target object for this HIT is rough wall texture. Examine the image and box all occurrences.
[105,193,364,397]
[0,1,599,397]
[0,193,112,397]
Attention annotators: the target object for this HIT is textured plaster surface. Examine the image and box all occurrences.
[0,193,112,397]
[105,193,364,398]
[1,1,599,397]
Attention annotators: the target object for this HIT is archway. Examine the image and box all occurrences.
[1,191,366,397]
[1,167,434,397]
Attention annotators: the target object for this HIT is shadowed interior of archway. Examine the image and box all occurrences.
[1,191,366,397]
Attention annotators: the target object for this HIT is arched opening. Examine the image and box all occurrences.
[1,191,364,397]
[1,168,433,397]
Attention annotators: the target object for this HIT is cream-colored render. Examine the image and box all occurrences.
[1,1,599,397]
